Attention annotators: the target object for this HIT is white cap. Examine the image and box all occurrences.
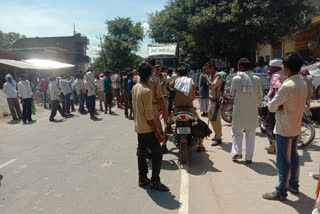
[269,59,283,68]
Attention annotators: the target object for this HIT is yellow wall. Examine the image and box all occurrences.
[256,44,272,61]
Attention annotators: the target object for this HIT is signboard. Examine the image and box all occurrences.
[312,16,320,24]
[148,45,177,56]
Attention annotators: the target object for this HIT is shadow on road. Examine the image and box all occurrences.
[281,192,314,214]
[188,152,222,176]
[161,160,180,171]
[146,188,181,210]
[240,161,278,176]
[219,142,233,153]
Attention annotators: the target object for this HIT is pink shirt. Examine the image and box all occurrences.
[267,70,286,101]
[40,78,49,93]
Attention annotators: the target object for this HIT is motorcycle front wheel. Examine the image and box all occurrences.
[221,102,233,124]
[298,122,315,149]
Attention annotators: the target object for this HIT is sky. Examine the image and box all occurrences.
[0,0,168,60]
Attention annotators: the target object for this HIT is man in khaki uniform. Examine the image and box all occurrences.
[204,61,223,146]
[164,66,206,152]
[147,58,168,137]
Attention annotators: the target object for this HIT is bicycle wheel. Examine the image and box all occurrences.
[298,122,315,149]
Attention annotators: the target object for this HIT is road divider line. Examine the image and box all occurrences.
[179,163,189,214]
[0,159,16,169]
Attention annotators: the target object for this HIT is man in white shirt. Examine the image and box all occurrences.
[263,52,307,201]
[85,70,98,120]
[17,73,33,124]
[95,74,106,112]
[59,75,73,115]
[75,73,87,114]
[48,77,67,122]
[113,69,122,108]
[3,74,22,120]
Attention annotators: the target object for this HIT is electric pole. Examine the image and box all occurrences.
[96,34,106,73]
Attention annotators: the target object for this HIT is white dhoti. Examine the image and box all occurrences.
[200,98,209,112]
[231,127,256,161]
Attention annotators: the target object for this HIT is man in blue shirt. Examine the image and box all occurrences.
[127,72,134,120]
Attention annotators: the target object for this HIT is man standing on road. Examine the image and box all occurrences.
[48,77,67,122]
[199,66,209,117]
[18,73,34,124]
[231,58,262,164]
[104,71,113,114]
[147,58,168,153]
[113,69,122,108]
[95,74,106,112]
[132,61,169,192]
[204,61,224,146]
[86,71,98,120]
[3,74,22,121]
[263,52,307,201]
[59,75,73,116]
[40,76,49,109]
[75,73,87,114]
[264,59,286,154]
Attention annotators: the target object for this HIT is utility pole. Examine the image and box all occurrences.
[73,24,76,35]
[96,34,106,73]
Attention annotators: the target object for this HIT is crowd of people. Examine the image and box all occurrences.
[1,52,319,206]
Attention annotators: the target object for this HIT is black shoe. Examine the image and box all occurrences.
[201,112,206,117]
[0,174,3,184]
[313,174,319,180]
[49,118,56,122]
[197,146,206,152]
[211,140,222,146]
[162,144,169,154]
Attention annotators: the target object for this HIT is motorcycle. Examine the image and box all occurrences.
[220,92,234,123]
[171,111,209,163]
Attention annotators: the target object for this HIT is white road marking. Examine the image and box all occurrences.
[0,159,16,169]
[179,163,189,214]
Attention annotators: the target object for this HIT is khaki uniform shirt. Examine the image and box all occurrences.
[132,82,154,134]
[148,74,163,104]
[269,74,307,137]
[209,73,223,101]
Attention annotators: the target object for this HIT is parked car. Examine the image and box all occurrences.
[306,62,320,99]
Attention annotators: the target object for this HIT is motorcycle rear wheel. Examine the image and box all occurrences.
[298,122,315,149]
[179,141,188,164]
[221,102,233,124]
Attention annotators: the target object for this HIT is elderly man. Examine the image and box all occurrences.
[18,73,34,124]
[265,59,287,154]
[263,52,307,201]
[3,74,22,121]
[59,75,73,115]
[231,58,262,164]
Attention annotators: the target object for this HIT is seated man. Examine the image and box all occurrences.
[164,66,206,152]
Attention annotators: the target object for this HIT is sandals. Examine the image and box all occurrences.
[138,178,151,187]
[149,182,170,192]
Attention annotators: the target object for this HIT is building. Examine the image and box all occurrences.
[12,33,90,71]
[257,16,320,62]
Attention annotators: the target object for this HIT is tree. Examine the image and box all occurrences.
[92,17,144,71]
[148,0,313,66]
[0,31,26,49]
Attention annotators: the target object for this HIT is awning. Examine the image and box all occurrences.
[0,59,75,70]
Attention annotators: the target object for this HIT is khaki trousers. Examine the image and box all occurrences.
[208,102,222,140]
[7,98,22,120]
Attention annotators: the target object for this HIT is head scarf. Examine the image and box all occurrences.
[5,74,16,88]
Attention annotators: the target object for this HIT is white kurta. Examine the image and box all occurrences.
[231,73,263,129]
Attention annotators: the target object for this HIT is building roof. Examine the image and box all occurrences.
[0,59,74,70]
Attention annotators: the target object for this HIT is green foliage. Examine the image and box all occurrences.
[92,17,144,71]
[0,31,26,49]
[148,0,313,66]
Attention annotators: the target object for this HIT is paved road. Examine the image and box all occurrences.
[0,104,319,214]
